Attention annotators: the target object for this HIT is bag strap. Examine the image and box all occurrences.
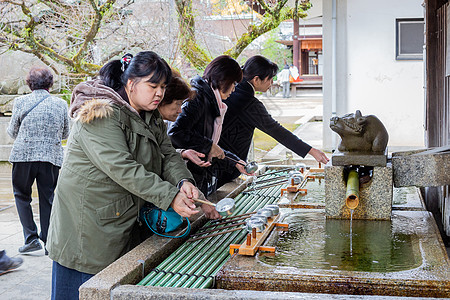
[20,94,51,122]
[142,212,191,239]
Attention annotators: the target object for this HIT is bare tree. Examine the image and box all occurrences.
[174,0,311,70]
[0,0,311,78]
[0,0,171,77]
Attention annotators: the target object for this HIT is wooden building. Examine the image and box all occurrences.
[423,0,450,240]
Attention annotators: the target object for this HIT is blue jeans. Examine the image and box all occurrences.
[51,261,94,300]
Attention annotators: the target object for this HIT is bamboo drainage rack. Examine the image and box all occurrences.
[229,214,288,256]
[137,169,290,288]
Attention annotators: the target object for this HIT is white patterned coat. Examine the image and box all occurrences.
[7,89,70,167]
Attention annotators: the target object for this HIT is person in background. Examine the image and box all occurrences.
[47,51,209,299]
[0,250,23,275]
[169,55,250,197]
[279,64,291,98]
[217,55,329,186]
[7,67,69,255]
[289,64,300,82]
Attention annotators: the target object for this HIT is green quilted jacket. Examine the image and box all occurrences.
[47,80,193,274]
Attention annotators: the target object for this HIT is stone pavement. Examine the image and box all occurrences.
[0,175,52,300]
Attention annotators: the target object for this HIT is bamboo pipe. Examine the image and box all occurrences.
[167,229,247,287]
[346,170,360,210]
[190,221,246,236]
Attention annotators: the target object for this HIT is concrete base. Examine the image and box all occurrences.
[78,169,449,299]
[325,164,393,220]
[216,210,450,298]
[79,179,250,300]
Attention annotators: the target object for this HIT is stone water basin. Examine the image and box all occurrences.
[216,209,450,297]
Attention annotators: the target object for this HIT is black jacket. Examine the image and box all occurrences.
[169,76,239,194]
[219,81,312,160]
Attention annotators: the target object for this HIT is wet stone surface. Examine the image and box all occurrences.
[216,209,450,297]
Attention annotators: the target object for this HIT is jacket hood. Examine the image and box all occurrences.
[70,80,139,123]
[190,75,215,99]
[190,75,220,117]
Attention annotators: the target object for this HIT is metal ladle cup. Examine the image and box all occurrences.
[193,197,236,217]
[245,161,258,173]
[224,156,258,174]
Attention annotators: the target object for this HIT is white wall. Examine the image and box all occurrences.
[323,0,425,151]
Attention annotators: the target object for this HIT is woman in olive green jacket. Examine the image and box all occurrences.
[47,52,206,299]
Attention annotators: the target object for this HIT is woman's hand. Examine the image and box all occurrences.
[308,148,329,164]
[207,143,225,161]
[200,203,221,220]
[181,149,211,167]
[179,180,199,199]
[235,160,254,176]
[170,192,199,218]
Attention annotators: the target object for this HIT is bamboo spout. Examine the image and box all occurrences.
[346,170,359,209]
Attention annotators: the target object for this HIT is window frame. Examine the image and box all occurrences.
[395,18,424,61]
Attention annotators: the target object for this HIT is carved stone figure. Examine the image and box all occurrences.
[330,110,389,153]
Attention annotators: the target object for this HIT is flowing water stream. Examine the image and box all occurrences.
[259,210,422,272]
[350,209,354,257]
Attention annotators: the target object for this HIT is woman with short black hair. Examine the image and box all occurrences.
[26,67,54,90]
[217,55,329,186]
[158,70,195,122]
[169,55,249,196]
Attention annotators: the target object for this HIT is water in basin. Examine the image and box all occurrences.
[259,210,422,272]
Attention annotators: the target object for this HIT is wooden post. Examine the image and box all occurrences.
[293,18,300,70]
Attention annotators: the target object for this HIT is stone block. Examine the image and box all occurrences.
[0,145,12,161]
[325,163,393,220]
[392,147,450,187]
[331,149,387,167]
[0,117,14,145]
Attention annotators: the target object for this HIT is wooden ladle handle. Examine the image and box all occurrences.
[193,198,216,207]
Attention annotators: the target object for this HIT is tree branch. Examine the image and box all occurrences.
[174,0,212,70]
[224,3,309,59]
[72,0,116,70]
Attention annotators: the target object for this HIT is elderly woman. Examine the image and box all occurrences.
[159,71,219,220]
[7,67,69,255]
[47,51,205,299]
[159,70,211,168]
[169,55,249,197]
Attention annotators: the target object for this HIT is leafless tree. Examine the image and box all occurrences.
[0,0,173,78]
[175,0,311,70]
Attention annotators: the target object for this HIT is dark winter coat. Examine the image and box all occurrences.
[169,76,239,195]
[219,81,312,162]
